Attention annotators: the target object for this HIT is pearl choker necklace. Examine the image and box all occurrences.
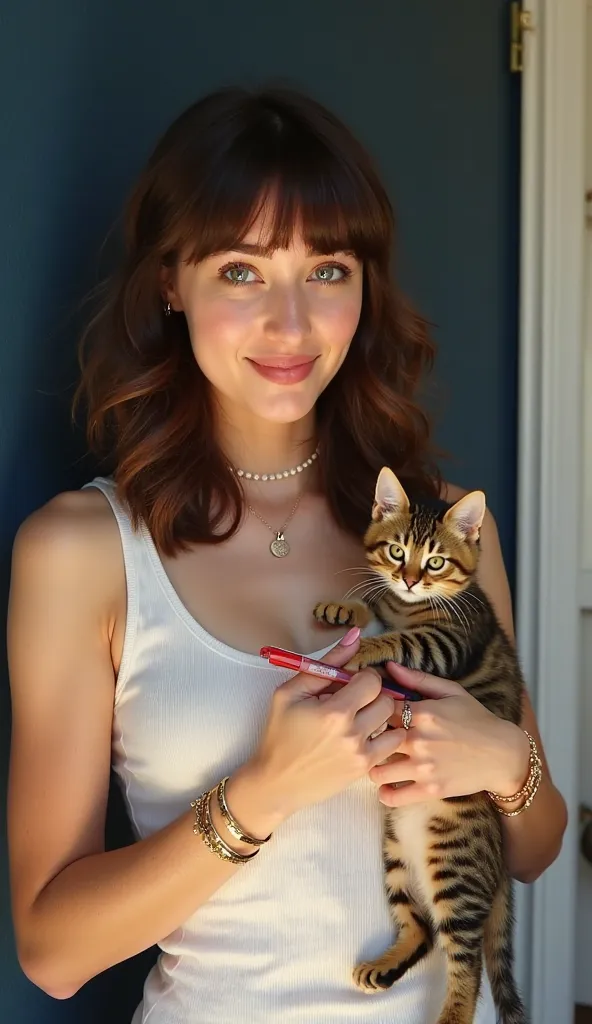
[232,445,320,482]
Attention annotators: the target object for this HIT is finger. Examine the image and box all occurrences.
[377,781,433,808]
[354,691,396,738]
[280,627,361,699]
[369,757,415,787]
[386,662,466,699]
[365,727,407,766]
[329,666,383,716]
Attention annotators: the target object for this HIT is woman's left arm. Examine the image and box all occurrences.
[375,492,568,885]
[472,504,568,883]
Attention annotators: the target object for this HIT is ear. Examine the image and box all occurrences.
[443,490,486,542]
[372,467,410,521]
[159,265,182,312]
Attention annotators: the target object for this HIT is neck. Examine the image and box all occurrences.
[217,412,318,480]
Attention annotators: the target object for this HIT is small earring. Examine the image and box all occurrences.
[164,302,172,317]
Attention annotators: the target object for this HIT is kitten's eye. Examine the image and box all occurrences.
[427,556,445,571]
[389,544,405,562]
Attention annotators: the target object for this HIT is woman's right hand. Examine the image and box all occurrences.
[240,629,407,824]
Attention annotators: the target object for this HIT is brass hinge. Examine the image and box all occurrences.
[510,2,535,73]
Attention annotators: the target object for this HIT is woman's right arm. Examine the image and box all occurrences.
[7,494,278,999]
[7,493,402,1000]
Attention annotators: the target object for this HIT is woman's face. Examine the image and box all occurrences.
[166,212,363,426]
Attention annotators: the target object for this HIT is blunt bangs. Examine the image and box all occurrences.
[155,91,393,268]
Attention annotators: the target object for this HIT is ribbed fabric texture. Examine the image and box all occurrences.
[86,477,496,1024]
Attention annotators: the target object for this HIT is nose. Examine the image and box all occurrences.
[264,283,311,343]
[404,576,419,590]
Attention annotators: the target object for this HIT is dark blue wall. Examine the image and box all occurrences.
[0,2,519,1020]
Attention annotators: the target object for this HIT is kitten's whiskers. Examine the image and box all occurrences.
[334,566,379,576]
[455,590,486,617]
[448,597,471,636]
[428,595,448,626]
[345,582,390,604]
[431,595,455,630]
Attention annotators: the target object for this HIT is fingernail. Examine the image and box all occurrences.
[340,626,360,646]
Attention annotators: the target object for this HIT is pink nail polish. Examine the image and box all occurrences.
[340,626,360,646]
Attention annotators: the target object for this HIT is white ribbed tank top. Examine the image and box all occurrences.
[86,477,496,1024]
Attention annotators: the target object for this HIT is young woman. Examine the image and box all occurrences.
[7,85,567,1023]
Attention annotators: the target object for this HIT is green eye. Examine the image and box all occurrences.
[389,544,405,561]
[427,556,445,571]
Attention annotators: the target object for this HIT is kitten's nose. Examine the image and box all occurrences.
[404,577,419,590]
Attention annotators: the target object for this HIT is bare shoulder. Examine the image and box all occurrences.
[11,486,124,611]
[440,480,472,504]
[13,486,120,563]
[14,485,117,547]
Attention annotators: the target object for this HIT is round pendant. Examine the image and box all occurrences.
[270,534,290,558]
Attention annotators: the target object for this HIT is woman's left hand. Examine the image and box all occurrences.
[372,662,531,808]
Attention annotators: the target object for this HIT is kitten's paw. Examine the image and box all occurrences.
[353,962,395,993]
[312,600,372,629]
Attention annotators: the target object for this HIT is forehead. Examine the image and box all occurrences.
[406,506,440,546]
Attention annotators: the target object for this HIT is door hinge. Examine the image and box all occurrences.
[510,2,535,73]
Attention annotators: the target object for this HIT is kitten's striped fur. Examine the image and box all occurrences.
[314,468,528,1024]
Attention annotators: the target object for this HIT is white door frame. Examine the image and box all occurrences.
[515,0,586,1020]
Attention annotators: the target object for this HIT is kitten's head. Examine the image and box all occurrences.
[364,467,486,606]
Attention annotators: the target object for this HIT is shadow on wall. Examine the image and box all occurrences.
[0,10,168,1021]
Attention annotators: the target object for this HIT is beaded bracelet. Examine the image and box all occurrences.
[487,731,543,817]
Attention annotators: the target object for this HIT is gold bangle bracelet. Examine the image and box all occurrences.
[217,776,272,847]
[191,789,258,865]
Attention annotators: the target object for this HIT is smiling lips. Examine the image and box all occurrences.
[247,355,318,385]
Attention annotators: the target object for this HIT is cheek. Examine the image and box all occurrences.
[314,288,363,349]
[428,576,453,595]
[185,297,252,377]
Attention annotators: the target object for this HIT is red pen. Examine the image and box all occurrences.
[259,646,421,701]
[260,646,352,683]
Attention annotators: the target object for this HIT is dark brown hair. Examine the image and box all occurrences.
[75,84,441,555]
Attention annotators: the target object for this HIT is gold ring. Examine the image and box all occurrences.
[401,702,413,730]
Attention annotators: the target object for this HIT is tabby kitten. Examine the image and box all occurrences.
[314,467,528,1024]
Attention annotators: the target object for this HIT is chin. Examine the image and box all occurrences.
[247,393,320,424]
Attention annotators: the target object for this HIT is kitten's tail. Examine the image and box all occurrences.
[484,874,529,1024]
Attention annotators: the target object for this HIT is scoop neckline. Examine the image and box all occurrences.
[139,519,336,669]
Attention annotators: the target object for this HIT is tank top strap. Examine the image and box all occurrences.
[82,475,140,701]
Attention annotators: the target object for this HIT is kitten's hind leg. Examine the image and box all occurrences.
[353,825,433,993]
[313,599,373,629]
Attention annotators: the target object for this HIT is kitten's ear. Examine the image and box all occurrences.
[372,467,410,521]
[443,490,486,542]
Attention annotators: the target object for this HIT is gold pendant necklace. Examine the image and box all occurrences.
[247,495,302,558]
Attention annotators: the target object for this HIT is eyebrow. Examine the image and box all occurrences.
[211,242,357,259]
